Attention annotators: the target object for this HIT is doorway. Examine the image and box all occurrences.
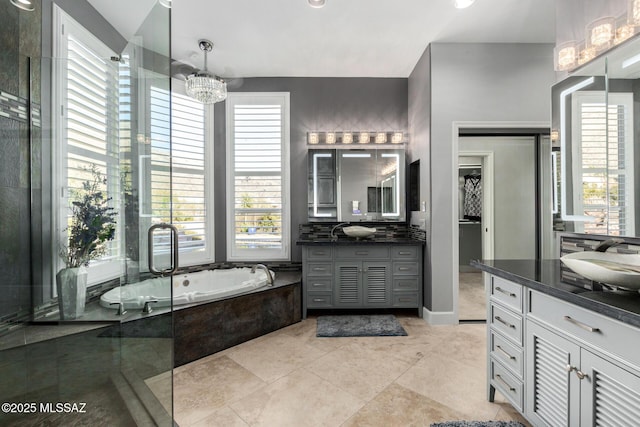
[457,136,538,321]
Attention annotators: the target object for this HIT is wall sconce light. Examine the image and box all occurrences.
[550,129,559,143]
[358,132,370,144]
[629,0,640,26]
[587,17,615,52]
[326,132,337,144]
[554,41,577,71]
[306,131,406,145]
[308,132,319,145]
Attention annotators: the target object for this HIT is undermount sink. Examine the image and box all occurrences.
[342,226,376,239]
[560,251,640,292]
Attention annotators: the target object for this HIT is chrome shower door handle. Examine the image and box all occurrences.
[148,223,180,276]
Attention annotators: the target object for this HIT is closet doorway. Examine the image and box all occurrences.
[458,153,494,321]
[457,136,538,321]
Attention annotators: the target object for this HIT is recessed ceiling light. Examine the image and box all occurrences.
[10,0,35,11]
[308,0,326,8]
[454,0,476,9]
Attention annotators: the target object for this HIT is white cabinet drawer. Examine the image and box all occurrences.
[490,276,523,313]
[490,330,523,379]
[306,247,332,260]
[490,360,523,412]
[336,246,389,259]
[392,262,419,276]
[391,246,418,260]
[306,278,332,292]
[306,263,333,277]
[490,303,523,346]
[529,290,640,370]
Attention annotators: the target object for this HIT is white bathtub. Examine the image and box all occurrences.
[100,267,274,309]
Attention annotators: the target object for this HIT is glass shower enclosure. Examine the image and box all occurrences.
[0,1,175,425]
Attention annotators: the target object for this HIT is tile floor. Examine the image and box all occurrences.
[147,315,530,427]
[459,272,486,321]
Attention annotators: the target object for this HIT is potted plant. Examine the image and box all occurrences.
[57,166,117,319]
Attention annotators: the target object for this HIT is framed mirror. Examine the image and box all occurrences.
[552,36,640,237]
[308,148,405,222]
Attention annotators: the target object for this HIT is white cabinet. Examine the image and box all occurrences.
[302,244,422,318]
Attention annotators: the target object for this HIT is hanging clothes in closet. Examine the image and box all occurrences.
[463,172,482,221]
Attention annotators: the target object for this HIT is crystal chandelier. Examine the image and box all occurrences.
[186,40,227,104]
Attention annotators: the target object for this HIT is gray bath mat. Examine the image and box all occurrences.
[316,314,407,337]
[431,422,525,427]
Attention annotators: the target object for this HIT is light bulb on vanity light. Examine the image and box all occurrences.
[391,131,404,144]
[342,132,353,144]
[308,132,319,145]
[375,132,387,144]
[326,132,337,144]
[358,132,371,144]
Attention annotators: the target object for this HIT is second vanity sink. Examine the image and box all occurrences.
[342,226,376,239]
[561,251,640,291]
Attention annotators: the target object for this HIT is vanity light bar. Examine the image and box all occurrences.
[307,131,404,145]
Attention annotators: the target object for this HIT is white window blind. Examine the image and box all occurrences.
[54,6,123,284]
[226,93,290,261]
[149,84,213,265]
[573,92,634,236]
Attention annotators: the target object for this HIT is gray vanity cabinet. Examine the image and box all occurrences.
[301,244,422,318]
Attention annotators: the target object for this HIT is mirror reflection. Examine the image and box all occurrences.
[552,37,640,237]
[308,149,405,222]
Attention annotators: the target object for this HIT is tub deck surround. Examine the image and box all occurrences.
[471,259,640,328]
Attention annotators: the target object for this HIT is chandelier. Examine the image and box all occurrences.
[186,40,227,104]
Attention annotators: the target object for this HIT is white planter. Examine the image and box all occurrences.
[56,267,88,320]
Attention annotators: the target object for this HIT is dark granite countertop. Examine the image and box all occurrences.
[471,259,640,328]
[297,237,424,246]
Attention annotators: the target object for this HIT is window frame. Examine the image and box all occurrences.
[225,92,291,261]
[52,5,123,286]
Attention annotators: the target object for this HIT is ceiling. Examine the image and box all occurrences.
[88,0,556,78]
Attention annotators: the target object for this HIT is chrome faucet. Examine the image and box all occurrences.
[330,222,350,241]
[142,300,158,314]
[110,302,127,316]
[594,238,624,252]
[251,264,274,286]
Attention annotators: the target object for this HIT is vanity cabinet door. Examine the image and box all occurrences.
[334,262,363,307]
[525,321,581,427]
[363,262,391,306]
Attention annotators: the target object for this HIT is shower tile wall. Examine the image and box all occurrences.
[0,0,41,332]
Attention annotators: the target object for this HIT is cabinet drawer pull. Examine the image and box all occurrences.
[312,283,325,287]
[398,267,412,271]
[398,298,414,302]
[355,251,368,255]
[496,345,516,360]
[313,298,325,302]
[563,315,600,333]
[313,251,326,256]
[312,267,327,272]
[398,251,412,255]
[495,287,516,298]
[495,374,516,392]
[494,316,516,329]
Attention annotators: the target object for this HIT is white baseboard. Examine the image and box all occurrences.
[422,307,457,325]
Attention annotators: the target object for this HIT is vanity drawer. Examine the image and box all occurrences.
[490,360,523,412]
[306,263,333,277]
[307,293,333,308]
[392,293,419,307]
[306,278,332,292]
[391,246,418,260]
[490,276,523,313]
[529,290,640,370]
[393,277,419,292]
[337,246,389,259]
[306,247,332,260]
[392,262,419,276]
[490,303,523,345]
[490,330,523,379]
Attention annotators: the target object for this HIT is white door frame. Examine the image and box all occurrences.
[451,121,549,323]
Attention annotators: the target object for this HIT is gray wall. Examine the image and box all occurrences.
[409,43,556,315]
[213,77,408,263]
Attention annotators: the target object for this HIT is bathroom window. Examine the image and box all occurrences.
[147,80,215,266]
[226,93,291,261]
[572,92,635,236]
[53,6,123,284]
